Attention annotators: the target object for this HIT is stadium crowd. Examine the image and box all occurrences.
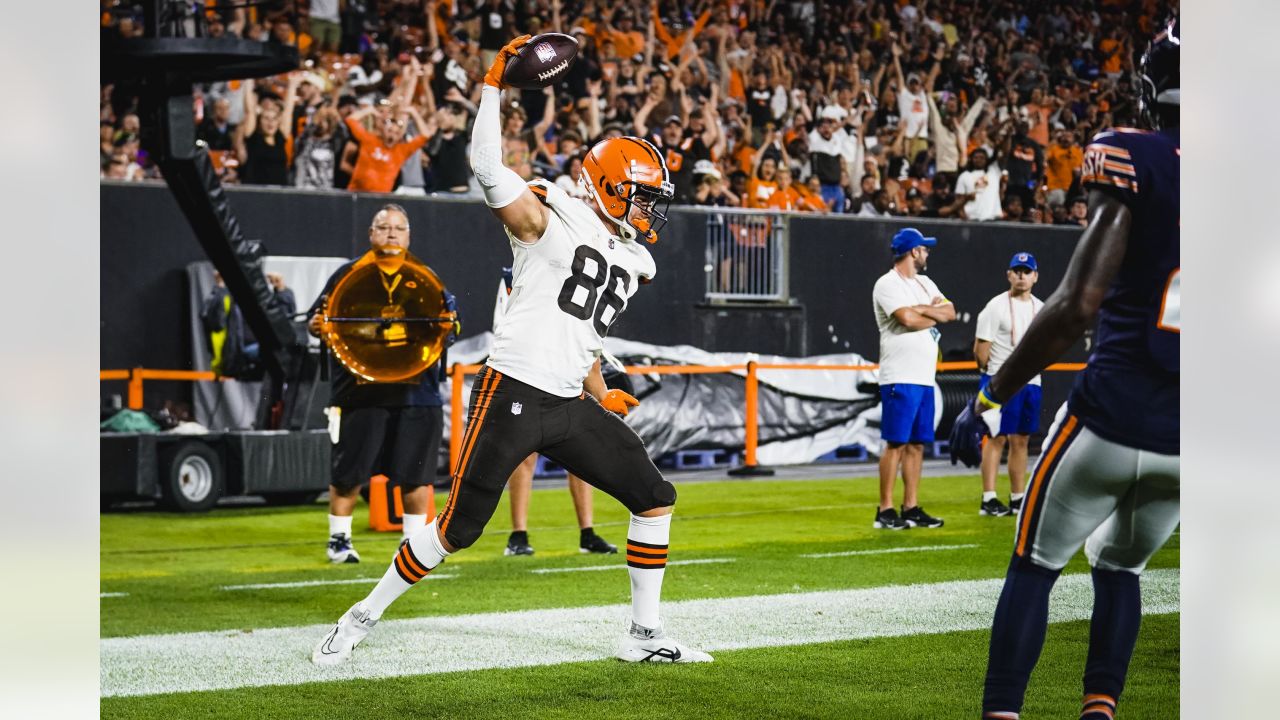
[101,0,1175,225]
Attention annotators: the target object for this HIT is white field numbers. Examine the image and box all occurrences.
[1157,267,1180,333]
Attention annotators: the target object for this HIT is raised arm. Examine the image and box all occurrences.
[633,94,658,139]
[281,74,301,140]
[925,44,944,93]
[239,78,258,139]
[470,36,549,243]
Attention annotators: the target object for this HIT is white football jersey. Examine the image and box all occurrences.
[487,179,656,397]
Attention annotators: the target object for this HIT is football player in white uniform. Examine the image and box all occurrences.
[313,35,712,666]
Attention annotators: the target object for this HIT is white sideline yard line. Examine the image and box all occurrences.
[801,544,980,559]
[100,568,1179,698]
[220,574,457,591]
[530,558,735,574]
[100,592,129,599]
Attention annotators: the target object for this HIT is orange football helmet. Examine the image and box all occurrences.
[579,136,674,243]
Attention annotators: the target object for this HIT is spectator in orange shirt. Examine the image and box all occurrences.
[344,100,434,193]
[651,1,712,62]
[765,166,824,213]
[601,10,645,61]
[1043,127,1082,206]
[1098,27,1126,79]
[745,128,785,208]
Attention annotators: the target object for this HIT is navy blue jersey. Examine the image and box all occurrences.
[309,260,449,409]
[1067,127,1179,454]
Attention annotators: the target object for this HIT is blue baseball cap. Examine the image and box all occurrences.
[1009,252,1038,271]
[890,227,937,255]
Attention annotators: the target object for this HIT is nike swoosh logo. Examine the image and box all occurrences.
[319,626,339,655]
[642,646,681,662]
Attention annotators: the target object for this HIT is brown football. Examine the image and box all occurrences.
[501,33,579,90]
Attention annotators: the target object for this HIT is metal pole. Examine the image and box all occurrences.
[728,359,775,477]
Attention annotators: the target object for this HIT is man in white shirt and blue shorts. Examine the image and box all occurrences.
[871,228,956,530]
[973,252,1045,517]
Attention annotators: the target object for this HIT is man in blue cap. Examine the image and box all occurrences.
[973,252,1045,518]
[870,227,956,529]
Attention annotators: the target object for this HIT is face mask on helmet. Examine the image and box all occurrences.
[1137,17,1179,130]
[621,181,673,242]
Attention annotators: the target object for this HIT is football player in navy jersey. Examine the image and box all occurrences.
[950,18,1180,720]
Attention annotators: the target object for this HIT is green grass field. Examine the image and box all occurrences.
[100,472,1179,719]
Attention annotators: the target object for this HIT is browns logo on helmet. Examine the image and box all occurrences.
[579,136,675,244]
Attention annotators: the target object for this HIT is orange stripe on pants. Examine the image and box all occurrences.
[1016,414,1079,557]
[441,371,502,532]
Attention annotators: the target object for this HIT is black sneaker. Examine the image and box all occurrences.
[979,497,1012,517]
[901,505,944,528]
[579,530,618,554]
[504,531,535,556]
[1009,496,1023,514]
[873,507,908,530]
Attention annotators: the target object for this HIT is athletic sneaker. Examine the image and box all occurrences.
[579,530,618,554]
[1009,496,1023,514]
[326,533,360,564]
[873,507,908,530]
[616,621,713,663]
[979,497,1013,517]
[504,531,535,556]
[901,505,945,528]
[311,601,377,666]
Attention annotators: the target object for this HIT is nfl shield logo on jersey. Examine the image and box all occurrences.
[511,402,523,415]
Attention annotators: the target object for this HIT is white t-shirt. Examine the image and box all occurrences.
[898,87,930,139]
[955,162,1003,220]
[974,292,1045,385]
[872,269,947,385]
[487,180,656,397]
[310,0,340,22]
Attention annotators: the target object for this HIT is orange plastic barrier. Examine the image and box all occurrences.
[100,368,220,410]
[103,362,1087,477]
[367,475,436,532]
[443,360,1087,475]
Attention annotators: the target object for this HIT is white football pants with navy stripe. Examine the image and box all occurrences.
[1013,403,1180,573]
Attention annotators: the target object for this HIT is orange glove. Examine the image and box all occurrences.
[600,389,640,416]
[484,34,533,89]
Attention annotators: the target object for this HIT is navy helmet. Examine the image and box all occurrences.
[1138,17,1180,129]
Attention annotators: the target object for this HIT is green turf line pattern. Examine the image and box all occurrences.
[529,558,735,574]
[800,543,980,558]
[219,574,458,591]
[101,568,1177,698]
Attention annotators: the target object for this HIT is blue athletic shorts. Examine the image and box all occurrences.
[979,374,1043,436]
[880,383,935,445]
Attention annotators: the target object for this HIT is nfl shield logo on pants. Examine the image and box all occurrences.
[511,402,522,415]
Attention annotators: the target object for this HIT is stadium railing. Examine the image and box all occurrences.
[701,208,789,303]
[103,363,1086,474]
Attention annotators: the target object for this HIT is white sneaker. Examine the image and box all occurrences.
[615,622,713,663]
[326,533,361,564]
[311,601,377,666]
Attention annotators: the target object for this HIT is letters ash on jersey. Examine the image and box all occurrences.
[488,179,656,397]
[1070,127,1179,454]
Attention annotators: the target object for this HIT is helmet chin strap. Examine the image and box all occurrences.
[581,172,640,242]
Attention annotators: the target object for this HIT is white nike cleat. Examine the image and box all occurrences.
[311,601,377,666]
[615,621,713,663]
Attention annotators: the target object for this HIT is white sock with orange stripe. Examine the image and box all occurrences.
[626,513,671,631]
[364,519,450,619]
